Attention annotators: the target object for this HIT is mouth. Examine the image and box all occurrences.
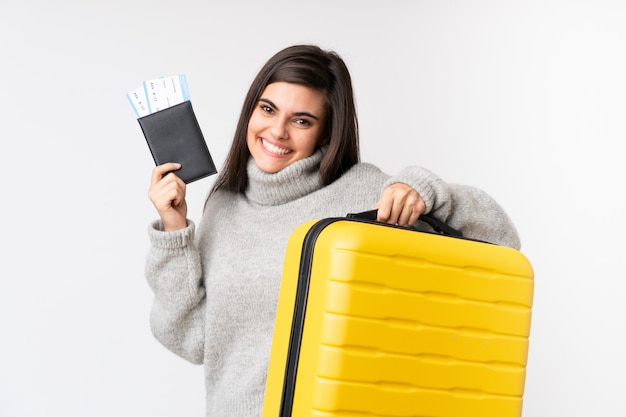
[261,138,292,156]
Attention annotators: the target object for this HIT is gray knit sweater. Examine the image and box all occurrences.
[145,148,520,416]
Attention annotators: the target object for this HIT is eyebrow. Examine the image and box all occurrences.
[258,98,320,120]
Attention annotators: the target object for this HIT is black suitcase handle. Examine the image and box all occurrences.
[347,209,463,238]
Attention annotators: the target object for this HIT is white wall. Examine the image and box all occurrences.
[1,0,624,416]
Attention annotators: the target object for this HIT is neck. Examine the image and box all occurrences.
[245,148,325,205]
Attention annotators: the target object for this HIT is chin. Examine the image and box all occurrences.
[255,160,286,173]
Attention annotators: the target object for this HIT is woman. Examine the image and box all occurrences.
[146,44,520,416]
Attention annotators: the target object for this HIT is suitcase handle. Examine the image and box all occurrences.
[347,209,464,238]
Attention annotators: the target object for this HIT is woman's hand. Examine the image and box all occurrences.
[375,182,425,227]
[148,163,188,231]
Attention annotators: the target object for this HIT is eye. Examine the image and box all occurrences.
[259,104,274,114]
[294,118,311,127]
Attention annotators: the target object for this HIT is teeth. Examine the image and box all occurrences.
[262,139,291,155]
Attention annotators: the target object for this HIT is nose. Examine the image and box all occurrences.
[270,117,289,141]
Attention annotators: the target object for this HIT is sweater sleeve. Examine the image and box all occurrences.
[145,220,205,364]
[383,166,521,249]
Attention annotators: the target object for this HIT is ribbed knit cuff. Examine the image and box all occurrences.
[147,219,195,248]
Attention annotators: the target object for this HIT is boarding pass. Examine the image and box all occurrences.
[126,74,191,118]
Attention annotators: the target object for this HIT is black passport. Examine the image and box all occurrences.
[138,100,217,184]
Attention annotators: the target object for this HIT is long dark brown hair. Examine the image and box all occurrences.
[210,44,360,194]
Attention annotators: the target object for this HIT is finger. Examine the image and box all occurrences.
[149,174,186,210]
[399,194,427,226]
[374,191,394,223]
[396,205,414,227]
[149,165,184,200]
[150,163,182,186]
[400,192,425,226]
[388,197,407,225]
[157,191,186,218]
[386,185,412,224]
[375,185,408,224]
[161,182,183,207]
[376,183,426,226]
[411,196,426,224]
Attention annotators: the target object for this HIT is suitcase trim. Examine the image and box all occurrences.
[279,217,339,416]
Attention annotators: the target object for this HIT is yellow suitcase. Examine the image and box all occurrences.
[263,211,534,417]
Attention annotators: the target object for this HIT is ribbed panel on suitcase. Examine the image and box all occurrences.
[263,218,534,417]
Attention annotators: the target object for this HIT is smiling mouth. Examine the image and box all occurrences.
[261,138,292,155]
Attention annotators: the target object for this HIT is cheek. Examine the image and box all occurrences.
[297,133,322,158]
[311,127,326,148]
[248,108,267,131]
[246,115,258,136]
[246,115,262,144]
[245,129,257,155]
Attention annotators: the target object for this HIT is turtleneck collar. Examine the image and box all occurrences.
[245,146,327,206]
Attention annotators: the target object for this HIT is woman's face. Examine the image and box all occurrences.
[246,82,327,173]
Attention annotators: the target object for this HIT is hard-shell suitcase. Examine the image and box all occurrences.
[262,211,534,417]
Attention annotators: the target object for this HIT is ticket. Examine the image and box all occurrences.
[126,86,150,118]
[143,74,190,113]
[127,74,191,118]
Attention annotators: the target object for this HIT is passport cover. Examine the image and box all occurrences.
[138,100,217,184]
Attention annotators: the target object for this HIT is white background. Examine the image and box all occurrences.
[1,0,624,416]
